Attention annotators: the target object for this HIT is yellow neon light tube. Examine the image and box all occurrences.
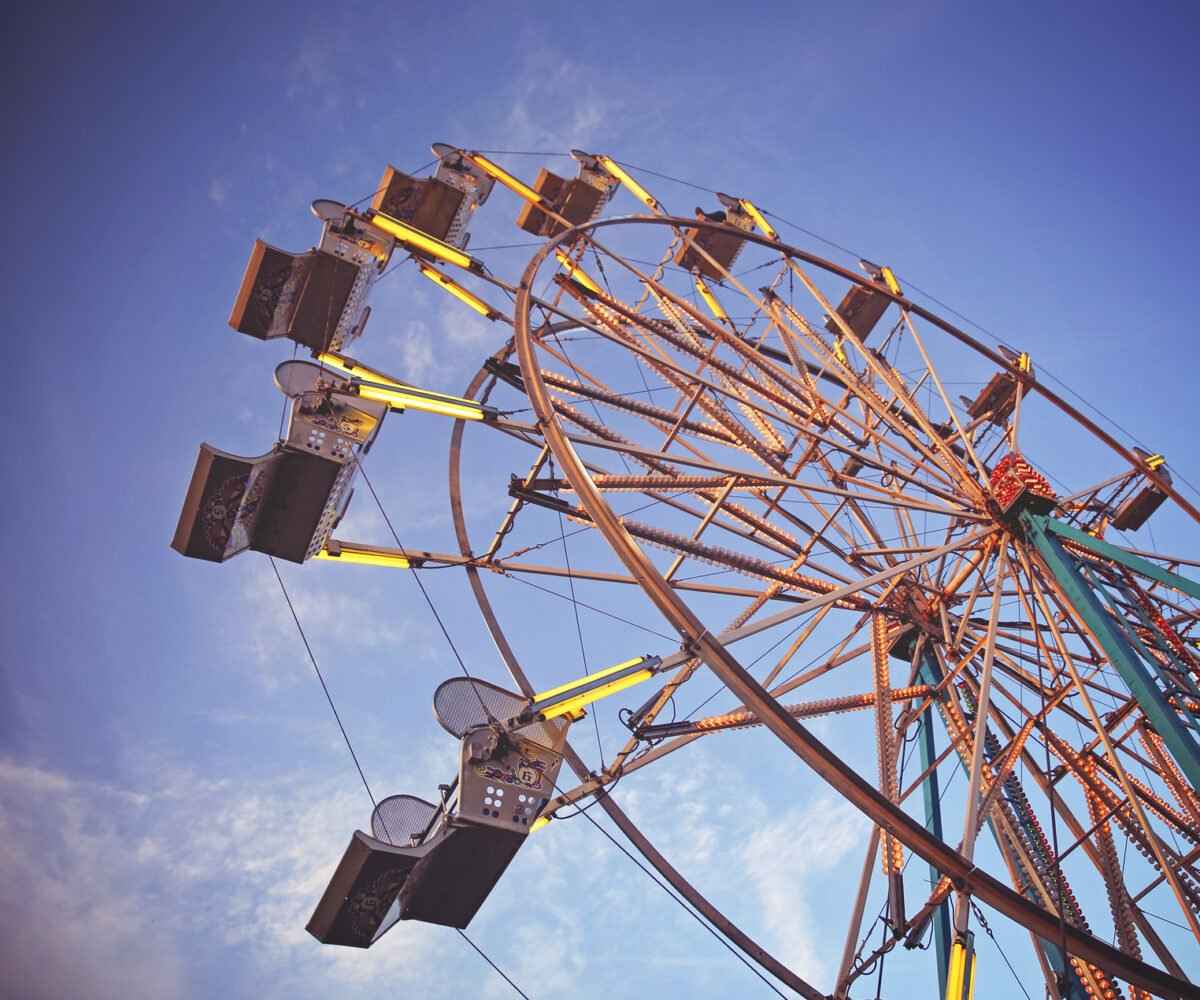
[554,251,602,295]
[540,668,656,721]
[596,155,661,213]
[370,212,476,271]
[944,941,964,1000]
[319,358,495,419]
[535,655,651,702]
[880,266,902,296]
[356,383,486,421]
[467,153,543,204]
[739,198,778,240]
[316,352,404,388]
[315,544,410,569]
[418,263,500,320]
[532,655,660,720]
[529,815,550,833]
[694,276,728,321]
[1146,453,1166,470]
[944,938,976,1000]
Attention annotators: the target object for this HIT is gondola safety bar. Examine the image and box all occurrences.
[694,275,728,321]
[554,251,603,295]
[595,156,661,213]
[739,198,778,240]
[316,352,404,387]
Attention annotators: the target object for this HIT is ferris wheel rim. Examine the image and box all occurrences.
[496,217,1197,999]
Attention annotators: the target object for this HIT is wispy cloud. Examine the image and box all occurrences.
[0,734,870,1000]
[235,561,427,688]
[0,760,189,1000]
[605,743,868,985]
[389,320,436,385]
[0,754,460,1000]
[496,53,626,154]
[740,795,866,980]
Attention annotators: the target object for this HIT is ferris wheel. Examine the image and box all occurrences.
[172,143,1200,1000]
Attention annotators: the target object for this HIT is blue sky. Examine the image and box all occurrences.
[4,2,1200,998]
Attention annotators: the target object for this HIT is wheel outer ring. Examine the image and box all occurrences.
[510,216,1194,999]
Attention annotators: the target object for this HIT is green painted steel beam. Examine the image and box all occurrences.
[1021,512,1200,790]
[1074,562,1200,737]
[917,650,1087,999]
[914,649,951,997]
[1033,515,1200,601]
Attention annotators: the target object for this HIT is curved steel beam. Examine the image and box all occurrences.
[513,223,1196,1000]
[447,354,824,1000]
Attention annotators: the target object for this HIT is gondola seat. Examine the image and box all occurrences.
[1112,450,1172,531]
[516,168,607,237]
[306,822,526,946]
[228,240,360,353]
[674,206,752,280]
[370,166,465,243]
[825,270,891,342]
[172,444,352,564]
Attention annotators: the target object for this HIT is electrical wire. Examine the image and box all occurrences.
[426,147,1197,498]
[355,460,480,691]
[522,151,1199,498]
[970,901,1034,1000]
[456,929,533,1000]
[503,573,675,642]
[556,503,606,767]
[349,400,795,995]
[548,777,789,998]
[321,467,537,998]
[269,556,379,808]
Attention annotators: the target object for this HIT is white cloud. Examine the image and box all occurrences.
[384,320,436,385]
[740,795,866,980]
[598,742,868,986]
[286,30,340,98]
[235,561,426,688]
[438,298,494,348]
[0,731,874,1000]
[0,761,188,1000]
[0,754,462,1000]
[208,177,228,205]
[498,56,624,153]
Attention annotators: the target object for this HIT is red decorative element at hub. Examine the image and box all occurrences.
[990,452,1057,516]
